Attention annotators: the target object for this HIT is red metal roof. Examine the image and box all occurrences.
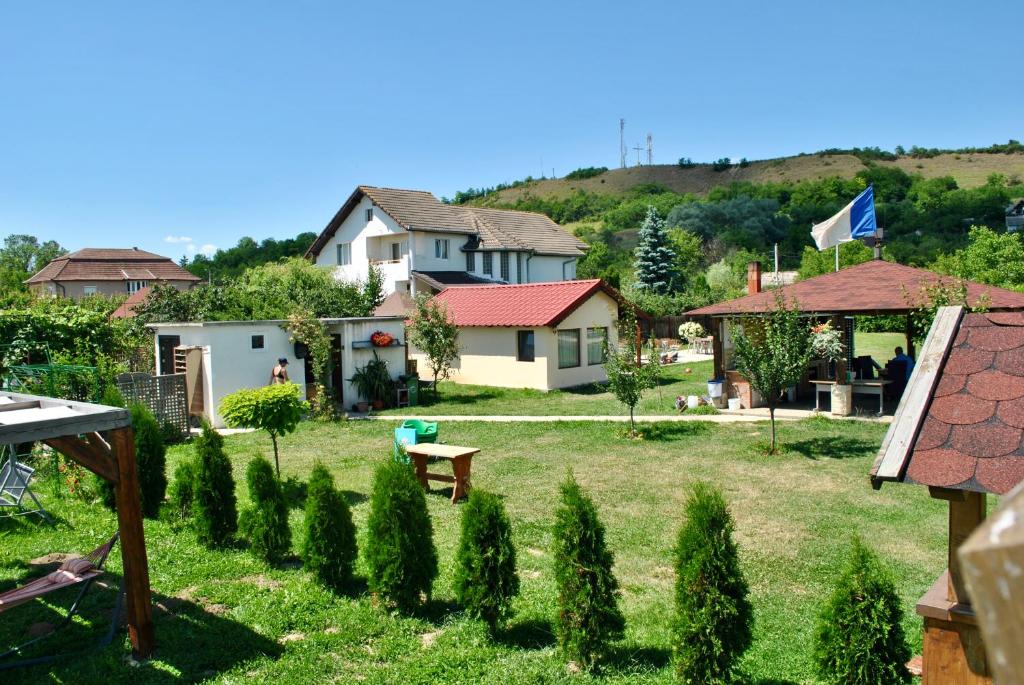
[686,260,1024,316]
[874,309,1024,495]
[431,279,616,327]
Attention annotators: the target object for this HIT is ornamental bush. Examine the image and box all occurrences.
[301,462,358,591]
[192,424,238,548]
[219,382,307,478]
[672,482,753,684]
[453,489,520,632]
[813,538,911,685]
[239,456,292,564]
[169,458,197,520]
[365,460,438,612]
[552,473,624,670]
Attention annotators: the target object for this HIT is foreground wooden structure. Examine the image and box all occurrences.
[873,306,1024,683]
[0,391,154,659]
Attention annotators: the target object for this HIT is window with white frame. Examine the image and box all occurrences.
[482,252,493,275]
[500,252,510,281]
[251,335,265,350]
[435,238,449,260]
[517,330,535,362]
[391,242,401,261]
[365,208,373,222]
[126,280,147,294]
[337,242,351,266]
[83,285,98,296]
[587,327,608,365]
[466,251,475,272]
[557,329,580,369]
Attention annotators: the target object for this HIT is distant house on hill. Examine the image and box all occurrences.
[26,247,200,299]
[305,186,588,297]
[1007,199,1024,232]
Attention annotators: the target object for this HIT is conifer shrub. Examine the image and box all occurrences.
[96,402,167,518]
[551,473,624,670]
[239,456,292,564]
[365,459,437,611]
[453,489,520,632]
[169,458,197,521]
[301,462,358,591]
[813,538,911,685]
[192,424,238,548]
[672,481,753,684]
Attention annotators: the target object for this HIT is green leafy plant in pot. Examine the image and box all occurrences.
[350,351,393,410]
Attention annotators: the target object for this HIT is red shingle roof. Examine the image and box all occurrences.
[873,308,1024,495]
[26,248,200,284]
[686,260,1024,316]
[431,280,616,327]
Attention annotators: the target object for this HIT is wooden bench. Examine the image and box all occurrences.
[403,443,479,504]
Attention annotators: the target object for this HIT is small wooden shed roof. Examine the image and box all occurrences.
[686,261,1024,317]
[872,306,1024,494]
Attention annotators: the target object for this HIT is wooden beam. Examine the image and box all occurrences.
[43,435,119,484]
[948,492,986,605]
[109,426,155,659]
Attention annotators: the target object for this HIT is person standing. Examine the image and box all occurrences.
[270,357,289,384]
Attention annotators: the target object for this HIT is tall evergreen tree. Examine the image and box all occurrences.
[633,206,679,295]
[192,424,238,548]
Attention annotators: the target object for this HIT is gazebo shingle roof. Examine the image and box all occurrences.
[686,260,1024,317]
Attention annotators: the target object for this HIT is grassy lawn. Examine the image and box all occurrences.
[0,417,948,684]
[853,331,905,365]
[380,360,717,417]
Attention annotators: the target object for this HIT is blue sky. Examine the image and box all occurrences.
[1,1,1019,261]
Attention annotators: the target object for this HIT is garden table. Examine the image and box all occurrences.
[403,443,479,504]
[810,379,892,415]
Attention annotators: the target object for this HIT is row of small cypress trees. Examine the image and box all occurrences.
[165,430,910,683]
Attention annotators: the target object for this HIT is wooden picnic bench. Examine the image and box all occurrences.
[403,443,479,504]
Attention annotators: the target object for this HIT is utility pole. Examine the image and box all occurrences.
[619,118,627,169]
[646,133,653,165]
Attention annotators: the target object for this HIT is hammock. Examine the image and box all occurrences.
[0,533,121,669]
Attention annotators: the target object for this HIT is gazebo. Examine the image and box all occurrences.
[872,306,1024,683]
[685,260,1024,413]
[0,391,154,660]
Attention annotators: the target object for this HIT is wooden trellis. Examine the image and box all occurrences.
[117,372,188,437]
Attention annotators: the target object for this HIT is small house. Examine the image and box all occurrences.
[411,279,637,391]
[149,317,407,426]
[26,247,200,299]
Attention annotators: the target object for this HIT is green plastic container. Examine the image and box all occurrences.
[406,375,419,407]
[400,419,437,443]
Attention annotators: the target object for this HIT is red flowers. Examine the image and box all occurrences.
[370,331,394,347]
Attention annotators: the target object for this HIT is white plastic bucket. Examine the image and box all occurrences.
[707,380,724,398]
[687,395,699,409]
[727,398,742,410]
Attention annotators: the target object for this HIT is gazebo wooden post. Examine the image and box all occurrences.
[830,315,847,381]
[906,314,916,359]
[109,426,155,659]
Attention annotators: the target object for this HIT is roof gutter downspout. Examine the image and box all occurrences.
[526,253,533,283]
[407,226,417,297]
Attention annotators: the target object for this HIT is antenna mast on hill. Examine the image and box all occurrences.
[646,133,653,165]
[619,118,627,168]
[633,142,644,166]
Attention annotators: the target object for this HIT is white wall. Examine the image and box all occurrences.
[328,318,408,408]
[546,291,618,388]
[152,322,307,428]
[314,196,409,293]
[529,255,577,282]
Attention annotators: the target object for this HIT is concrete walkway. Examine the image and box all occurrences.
[354,408,891,424]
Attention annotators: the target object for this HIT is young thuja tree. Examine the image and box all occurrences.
[365,460,438,611]
[239,455,292,564]
[219,382,308,478]
[192,424,238,548]
[552,472,624,670]
[673,482,753,684]
[633,206,680,295]
[731,293,812,453]
[813,538,911,685]
[603,307,660,438]
[407,293,459,398]
[97,401,167,518]
[301,462,358,591]
[453,489,520,633]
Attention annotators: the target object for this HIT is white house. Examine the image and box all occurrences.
[410,279,636,391]
[304,186,588,299]
[149,317,407,426]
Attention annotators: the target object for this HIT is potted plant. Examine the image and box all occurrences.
[350,352,393,410]
[370,330,394,347]
[811,322,850,416]
[348,365,372,413]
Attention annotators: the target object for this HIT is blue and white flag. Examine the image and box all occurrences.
[811,185,877,250]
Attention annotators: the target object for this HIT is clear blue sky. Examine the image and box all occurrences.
[1,1,1019,260]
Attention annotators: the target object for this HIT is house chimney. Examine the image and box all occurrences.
[747,261,762,295]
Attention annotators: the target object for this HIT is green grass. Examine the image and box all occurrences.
[0,418,947,684]
[854,332,906,366]
[382,361,715,416]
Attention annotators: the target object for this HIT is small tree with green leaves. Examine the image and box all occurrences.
[239,455,292,564]
[552,473,624,670]
[301,462,358,591]
[732,293,813,453]
[192,424,238,548]
[453,489,520,633]
[219,382,308,478]
[673,482,753,684]
[813,538,911,685]
[407,294,459,397]
[603,308,660,437]
[365,460,438,611]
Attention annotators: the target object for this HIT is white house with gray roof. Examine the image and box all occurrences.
[305,186,588,299]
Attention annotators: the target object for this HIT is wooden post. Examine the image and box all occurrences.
[959,481,1024,685]
[831,315,847,381]
[948,492,986,603]
[906,314,916,360]
[712,318,724,379]
[109,426,155,659]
